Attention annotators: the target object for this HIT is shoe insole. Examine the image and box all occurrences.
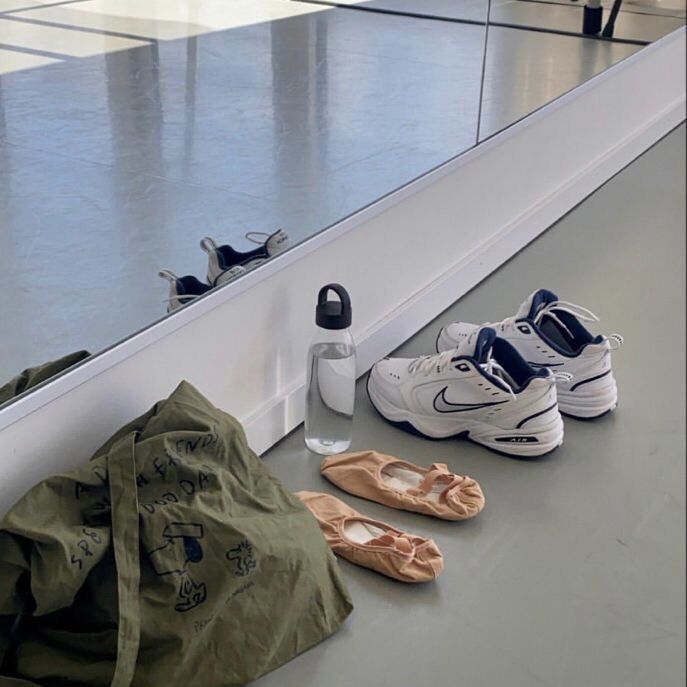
[540,317,576,353]
[343,520,386,545]
[381,464,444,503]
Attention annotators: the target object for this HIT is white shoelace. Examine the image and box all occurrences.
[245,231,272,245]
[407,349,519,398]
[165,293,200,304]
[202,231,279,250]
[408,321,576,396]
[490,300,623,348]
[532,300,599,338]
[481,358,518,398]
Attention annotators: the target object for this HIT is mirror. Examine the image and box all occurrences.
[331,0,684,40]
[486,0,685,43]
[479,0,684,139]
[0,0,491,406]
[0,0,682,409]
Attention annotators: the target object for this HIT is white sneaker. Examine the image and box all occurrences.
[158,269,213,313]
[201,229,290,286]
[158,265,245,312]
[367,328,565,457]
[437,289,623,419]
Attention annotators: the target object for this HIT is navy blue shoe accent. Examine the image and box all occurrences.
[433,387,508,414]
[521,289,604,357]
[472,327,497,363]
[495,436,539,443]
[491,338,549,391]
[525,289,559,319]
[450,330,549,393]
[175,275,212,304]
[570,369,612,391]
[516,401,558,429]
[216,243,266,271]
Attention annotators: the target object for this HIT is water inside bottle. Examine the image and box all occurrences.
[305,341,355,455]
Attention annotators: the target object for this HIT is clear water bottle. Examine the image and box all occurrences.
[305,284,356,455]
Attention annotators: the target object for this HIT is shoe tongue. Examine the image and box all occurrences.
[455,327,497,363]
[515,289,559,320]
[265,230,290,256]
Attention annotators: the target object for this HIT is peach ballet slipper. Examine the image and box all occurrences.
[296,491,444,583]
[320,451,485,521]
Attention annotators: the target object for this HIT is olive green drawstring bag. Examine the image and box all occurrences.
[0,350,91,406]
[0,381,353,686]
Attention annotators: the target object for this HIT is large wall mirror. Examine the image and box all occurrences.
[0,0,684,411]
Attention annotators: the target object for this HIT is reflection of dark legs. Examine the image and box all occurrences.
[602,0,624,38]
[582,0,603,35]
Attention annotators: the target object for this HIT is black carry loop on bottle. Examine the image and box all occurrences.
[316,283,353,330]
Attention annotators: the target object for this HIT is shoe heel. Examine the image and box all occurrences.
[558,372,618,419]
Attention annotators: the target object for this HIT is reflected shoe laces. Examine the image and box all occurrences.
[201,229,291,285]
[486,299,623,349]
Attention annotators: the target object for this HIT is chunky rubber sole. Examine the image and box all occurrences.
[557,373,618,419]
[561,406,615,421]
[366,374,564,458]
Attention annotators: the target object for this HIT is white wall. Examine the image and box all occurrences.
[0,28,684,515]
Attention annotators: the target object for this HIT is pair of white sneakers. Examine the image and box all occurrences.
[159,230,290,312]
[367,289,623,457]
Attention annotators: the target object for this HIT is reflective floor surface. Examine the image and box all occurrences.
[0,4,487,382]
[324,0,686,41]
[0,0,657,386]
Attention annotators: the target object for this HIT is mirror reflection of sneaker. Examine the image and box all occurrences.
[437,289,624,419]
[201,230,290,286]
[159,263,246,313]
[158,269,213,313]
[367,328,565,457]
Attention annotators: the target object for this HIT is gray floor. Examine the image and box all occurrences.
[257,123,686,687]
[0,3,644,385]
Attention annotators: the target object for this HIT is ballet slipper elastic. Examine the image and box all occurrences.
[320,451,485,521]
[296,491,444,583]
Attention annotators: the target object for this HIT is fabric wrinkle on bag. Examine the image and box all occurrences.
[0,381,353,687]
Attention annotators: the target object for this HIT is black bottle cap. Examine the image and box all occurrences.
[316,283,352,330]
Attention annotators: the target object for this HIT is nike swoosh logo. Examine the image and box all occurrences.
[433,387,509,414]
